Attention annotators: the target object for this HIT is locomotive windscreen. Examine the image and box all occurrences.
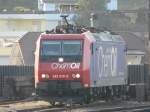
[40,40,83,62]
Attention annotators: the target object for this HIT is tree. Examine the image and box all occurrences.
[73,0,147,32]
[74,0,128,29]
[136,8,148,25]
[73,0,108,28]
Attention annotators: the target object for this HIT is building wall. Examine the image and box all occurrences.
[0,20,8,31]
[0,13,75,32]
[39,0,78,12]
[0,19,46,32]
[127,55,144,65]
[0,56,10,65]
[0,47,12,65]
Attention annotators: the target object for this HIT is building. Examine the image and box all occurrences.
[117,31,147,65]
[10,32,41,65]
[106,0,118,11]
[0,47,12,65]
[38,0,78,12]
[127,50,145,65]
[0,14,48,32]
[0,31,27,47]
[0,31,27,65]
[0,12,75,32]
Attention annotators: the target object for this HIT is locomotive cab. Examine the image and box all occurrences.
[35,33,92,97]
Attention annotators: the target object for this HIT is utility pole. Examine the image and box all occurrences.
[144,0,150,66]
[149,0,150,42]
[148,0,150,66]
[90,13,95,27]
[146,0,150,99]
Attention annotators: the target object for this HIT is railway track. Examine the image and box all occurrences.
[17,101,150,112]
[99,105,150,112]
[0,96,38,106]
[21,105,150,112]
[0,99,30,106]
[1,98,150,112]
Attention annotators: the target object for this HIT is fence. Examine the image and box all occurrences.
[0,65,149,100]
[0,65,34,97]
[128,64,149,101]
[0,65,34,76]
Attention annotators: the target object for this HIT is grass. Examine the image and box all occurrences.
[0,47,12,55]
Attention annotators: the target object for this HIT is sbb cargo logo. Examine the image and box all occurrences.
[97,46,118,77]
[51,63,80,70]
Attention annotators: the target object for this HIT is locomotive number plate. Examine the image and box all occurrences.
[52,74,69,78]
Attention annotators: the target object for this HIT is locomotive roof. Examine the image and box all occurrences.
[41,31,124,43]
[83,31,125,43]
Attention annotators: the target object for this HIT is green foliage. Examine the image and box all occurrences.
[0,0,37,10]
[73,0,148,31]
[78,0,106,11]
[74,0,112,28]
[118,0,148,10]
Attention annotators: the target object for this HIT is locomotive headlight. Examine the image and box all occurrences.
[41,74,49,79]
[72,74,76,78]
[76,74,80,78]
[41,74,46,78]
[58,57,64,62]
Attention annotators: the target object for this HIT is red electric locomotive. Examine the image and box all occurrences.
[35,16,127,103]
[35,32,93,97]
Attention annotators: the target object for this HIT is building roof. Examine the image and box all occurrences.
[19,32,41,65]
[117,31,147,52]
[0,31,27,38]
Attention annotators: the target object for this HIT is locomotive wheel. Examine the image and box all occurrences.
[35,89,42,96]
[83,95,91,104]
[36,88,50,96]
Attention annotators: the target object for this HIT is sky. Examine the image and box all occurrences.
[106,0,118,10]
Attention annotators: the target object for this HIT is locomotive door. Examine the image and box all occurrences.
[89,42,100,87]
